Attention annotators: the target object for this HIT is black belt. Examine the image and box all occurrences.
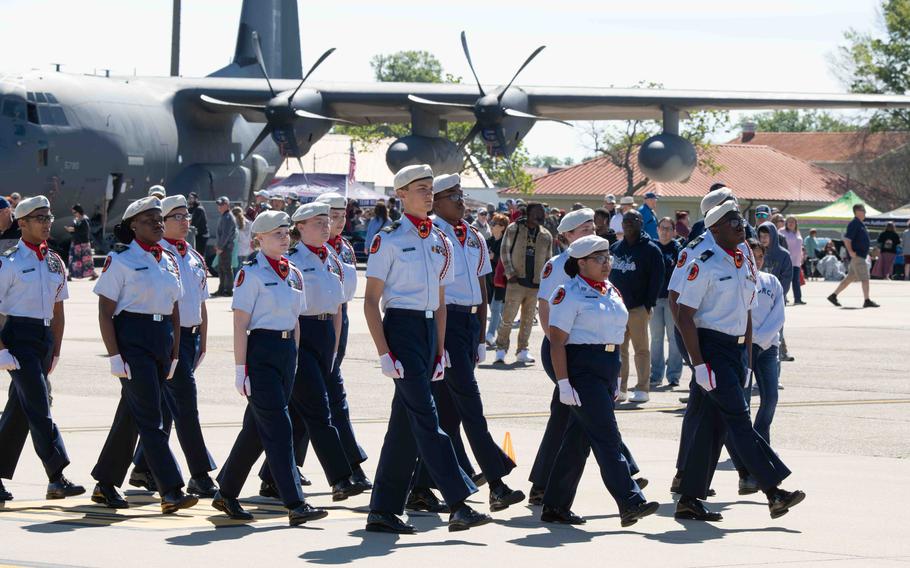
[446,304,480,314]
[6,315,52,327]
[181,325,201,335]
[697,328,746,345]
[300,313,333,321]
[385,307,434,319]
[117,311,172,323]
[249,329,294,339]
[568,343,619,353]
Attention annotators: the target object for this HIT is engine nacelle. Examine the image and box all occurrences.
[386,135,464,175]
[637,133,697,183]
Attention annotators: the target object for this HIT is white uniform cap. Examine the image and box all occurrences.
[123,196,162,221]
[432,173,461,195]
[269,192,285,201]
[291,202,330,222]
[148,185,166,198]
[700,187,737,215]
[393,164,433,190]
[250,210,290,234]
[160,195,188,217]
[14,195,51,218]
[254,190,270,198]
[315,192,347,209]
[557,208,594,233]
[704,200,739,228]
[567,235,611,259]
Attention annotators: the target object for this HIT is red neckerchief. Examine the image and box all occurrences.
[580,276,607,295]
[328,235,343,254]
[305,244,327,262]
[722,247,745,269]
[164,237,189,257]
[23,240,48,261]
[266,255,290,280]
[405,213,432,239]
[135,239,163,262]
[453,222,467,247]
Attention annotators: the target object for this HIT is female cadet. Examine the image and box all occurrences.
[91,196,197,513]
[541,235,659,526]
[212,210,327,525]
[257,202,364,502]
[0,196,84,503]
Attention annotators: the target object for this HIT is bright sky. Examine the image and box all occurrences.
[0,0,884,161]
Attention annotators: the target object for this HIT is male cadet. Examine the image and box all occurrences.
[674,200,805,521]
[148,185,166,199]
[424,173,524,511]
[269,192,287,212]
[0,196,85,502]
[128,195,219,497]
[363,164,488,534]
[688,184,755,244]
[285,192,300,211]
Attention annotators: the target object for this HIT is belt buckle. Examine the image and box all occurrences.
[42,318,51,327]
[737,336,745,344]
[424,310,433,319]
[470,306,478,314]
[605,344,615,352]
[191,326,199,334]
[153,314,163,322]
[281,331,290,339]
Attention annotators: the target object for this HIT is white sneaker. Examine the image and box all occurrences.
[629,390,650,403]
[516,350,535,363]
[617,390,628,402]
[494,350,506,364]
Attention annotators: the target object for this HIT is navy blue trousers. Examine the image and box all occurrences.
[217,330,303,507]
[529,336,639,489]
[369,309,476,514]
[133,327,216,477]
[0,318,69,479]
[260,317,351,486]
[92,314,184,492]
[678,329,790,499]
[410,381,478,490]
[543,345,645,511]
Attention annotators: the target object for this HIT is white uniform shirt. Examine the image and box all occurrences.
[232,251,306,331]
[161,238,209,327]
[548,277,628,345]
[752,271,785,350]
[676,246,758,337]
[287,244,345,316]
[365,216,455,311]
[537,251,569,301]
[433,217,491,306]
[0,241,68,320]
[668,230,753,294]
[94,240,182,316]
[330,236,357,303]
[609,212,625,236]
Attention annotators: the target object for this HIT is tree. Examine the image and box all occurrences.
[528,155,575,168]
[741,110,859,132]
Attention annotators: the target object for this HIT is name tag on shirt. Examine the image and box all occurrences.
[403,247,416,252]
[135,266,149,271]
[22,268,35,274]
[264,282,277,287]
[719,276,732,281]
[302,268,315,272]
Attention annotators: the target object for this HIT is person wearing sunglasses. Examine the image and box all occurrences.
[0,196,85,504]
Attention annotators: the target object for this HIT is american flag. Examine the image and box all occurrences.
[347,141,356,184]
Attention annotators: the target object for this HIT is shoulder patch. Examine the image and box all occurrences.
[687,263,699,281]
[698,250,714,262]
[102,255,113,273]
[552,286,566,305]
[542,261,553,279]
[676,250,687,269]
[1,246,17,258]
[235,269,245,287]
[381,221,401,234]
[369,234,382,254]
[112,243,130,254]
[686,234,705,249]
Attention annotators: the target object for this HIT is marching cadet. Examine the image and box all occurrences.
[128,195,218,498]
[212,210,328,525]
[0,196,84,502]
[674,201,805,521]
[91,196,197,513]
[540,235,658,526]
[363,164,487,534]
[416,173,524,511]
[257,202,364,502]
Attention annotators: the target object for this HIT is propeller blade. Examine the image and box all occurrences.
[290,47,337,102]
[407,94,474,109]
[460,31,485,97]
[294,109,352,123]
[504,108,572,126]
[456,122,483,154]
[200,94,267,112]
[498,45,546,102]
[493,126,520,183]
[244,124,274,159]
[251,31,276,97]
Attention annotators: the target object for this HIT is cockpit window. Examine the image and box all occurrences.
[1,98,26,120]
[27,103,39,125]
[35,92,48,104]
[26,92,36,102]
[48,106,68,126]
[45,93,58,104]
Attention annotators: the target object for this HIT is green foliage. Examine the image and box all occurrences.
[528,155,575,168]
[742,110,859,132]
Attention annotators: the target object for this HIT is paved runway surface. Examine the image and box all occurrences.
[0,275,908,567]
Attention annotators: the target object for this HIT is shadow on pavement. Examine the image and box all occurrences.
[167,523,319,546]
[299,528,485,564]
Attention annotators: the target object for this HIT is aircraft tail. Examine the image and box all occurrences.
[209,0,302,80]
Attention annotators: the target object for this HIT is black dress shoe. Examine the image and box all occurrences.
[332,478,366,502]
[489,484,525,512]
[540,505,585,524]
[634,477,649,490]
[351,467,373,490]
[161,488,198,514]
[620,500,660,527]
[91,483,129,509]
[675,496,722,521]
[0,480,12,502]
[46,476,86,499]
[405,488,449,513]
[128,469,158,493]
[471,472,487,487]
[289,501,328,526]
[670,476,715,497]
[298,468,312,487]
[259,479,280,499]
[188,474,218,498]
[212,491,253,520]
[738,476,759,495]
[768,489,806,519]
[448,505,492,532]
[528,485,545,506]
[366,511,415,534]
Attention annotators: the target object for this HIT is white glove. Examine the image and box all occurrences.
[379,353,404,379]
[443,350,451,368]
[694,363,715,392]
[331,352,337,371]
[557,378,581,406]
[0,349,20,371]
[49,356,59,376]
[476,343,486,364]
[109,354,130,379]
[166,359,179,380]
[234,365,251,397]
[614,376,621,402]
[431,354,445,381]
[194,351,206,371]
[745,367,753,389]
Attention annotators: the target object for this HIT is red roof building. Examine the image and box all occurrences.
[731,131,910,164]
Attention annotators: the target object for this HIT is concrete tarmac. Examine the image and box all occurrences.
[0,274,908,567]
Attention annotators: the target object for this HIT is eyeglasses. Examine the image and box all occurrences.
[583,253,611,264]
[434,193,464,203]
[727,216,746,229]
[165,213,190,222]
[24,214,54,224]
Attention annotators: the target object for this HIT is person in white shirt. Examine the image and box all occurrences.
[609,196,635,238]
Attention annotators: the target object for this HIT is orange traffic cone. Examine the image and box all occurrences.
[503,431,516,464]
